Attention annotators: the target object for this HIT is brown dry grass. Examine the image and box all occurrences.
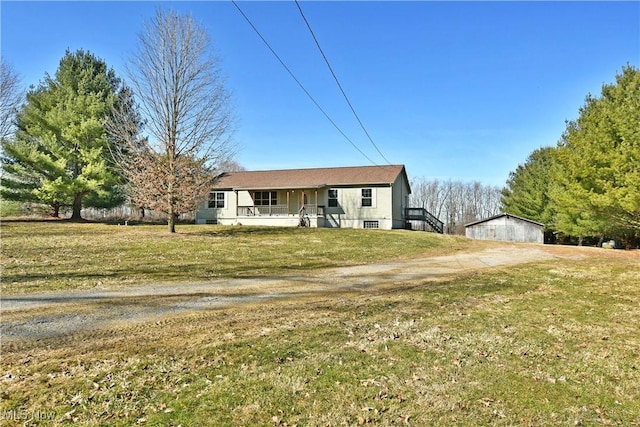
[1,222,639,426]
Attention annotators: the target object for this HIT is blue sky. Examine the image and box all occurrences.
[1,1,638,186]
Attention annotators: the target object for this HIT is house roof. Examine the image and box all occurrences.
[214,165,409,190]
[212,165,410,191]
[464,213,545,228]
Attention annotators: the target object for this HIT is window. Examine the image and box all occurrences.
[364,220,379,229]
[328,189,338,207]
[254,191,277,206]
[361,188,373,207]
[208,192,225,209]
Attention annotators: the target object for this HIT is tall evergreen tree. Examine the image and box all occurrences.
[501,146,556,226]
[1,50,126,219]
[551,65,640,243]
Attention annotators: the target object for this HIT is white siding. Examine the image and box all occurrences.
[195,190,237,224]
[322,186,395,229]
[391,173,410,229]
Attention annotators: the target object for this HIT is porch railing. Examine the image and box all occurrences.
[299,204,324,216]
[238,204,324,217]
[405,207,444,234]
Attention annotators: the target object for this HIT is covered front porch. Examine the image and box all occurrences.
[235,187,326,227]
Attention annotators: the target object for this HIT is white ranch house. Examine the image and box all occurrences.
[196,165,443,232]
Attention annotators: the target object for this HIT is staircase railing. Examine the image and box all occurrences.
[405,207,444,234]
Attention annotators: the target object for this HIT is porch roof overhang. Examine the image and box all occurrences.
[232,184,326,191]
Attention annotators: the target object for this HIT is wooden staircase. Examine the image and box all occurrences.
[405,207,444,234]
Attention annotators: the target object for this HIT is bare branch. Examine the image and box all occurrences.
[109,8,236,232]
[0,59,24,141]
[410,177,502,235]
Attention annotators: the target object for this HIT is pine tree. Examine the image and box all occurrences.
[501,146,556,226]
[1,50,126,219]
[551,65,640,244]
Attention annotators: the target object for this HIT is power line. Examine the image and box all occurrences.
[231,0,377,165]
[294,0,391,165]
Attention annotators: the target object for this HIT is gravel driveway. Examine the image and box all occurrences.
[1,245,557,341]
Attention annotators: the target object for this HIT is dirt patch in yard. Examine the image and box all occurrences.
[0,244,629,342]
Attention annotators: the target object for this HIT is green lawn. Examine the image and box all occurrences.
[0,220,471,294]
[1,221,639,426]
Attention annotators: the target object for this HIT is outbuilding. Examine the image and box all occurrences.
[465,213,544,243]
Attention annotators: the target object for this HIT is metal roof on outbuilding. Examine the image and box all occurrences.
[465,213,544,228]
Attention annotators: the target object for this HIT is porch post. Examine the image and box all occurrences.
[287,191,290,215]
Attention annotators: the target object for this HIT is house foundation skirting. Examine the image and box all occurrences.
[212,216,324,228]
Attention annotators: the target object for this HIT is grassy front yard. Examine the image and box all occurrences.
[1,221,471,294]
[1,221,639,425]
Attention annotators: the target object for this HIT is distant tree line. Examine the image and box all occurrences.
[0,9,236,233]
[409,178,502,234]
[501,65,639,248]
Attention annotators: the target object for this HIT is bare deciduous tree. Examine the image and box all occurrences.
[410,177,502,234]
[0,59,23,141]
[108,9,235,232]
[216,159,246,174]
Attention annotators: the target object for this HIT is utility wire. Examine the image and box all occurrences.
[231,0,377,165]
[294,0,391,165]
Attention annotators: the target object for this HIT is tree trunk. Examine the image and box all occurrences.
[167,197,176,233]
[70,193,84,221]
[167,181,176,233]
[167,214,176,233]
[51,204,60,218]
